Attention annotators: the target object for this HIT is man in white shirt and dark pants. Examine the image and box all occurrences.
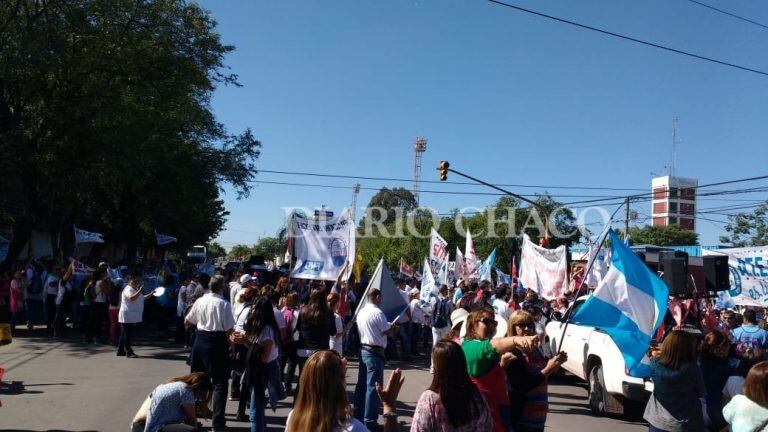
[186,274,235,432]
[354,288,396,431]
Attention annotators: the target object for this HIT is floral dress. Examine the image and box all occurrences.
[411,390,493,432]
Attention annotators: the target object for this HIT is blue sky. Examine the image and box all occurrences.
[201,0,768,249]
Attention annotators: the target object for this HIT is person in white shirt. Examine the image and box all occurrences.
[53,269,72,338]
[230,274,250,306]
[236,296,284,429]
[44,266,60,333]
[185,274,235,431]
[88,273,111,343]
[117,276,145,358]
[353,289,398,430]
[394,279,412,361]
[408,288,425,357]
[492,285,512,321]
[327,292,344,356]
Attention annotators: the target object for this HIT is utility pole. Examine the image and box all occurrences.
[671,116,679,178]
[625,196,630,239]
[351,183,361,221]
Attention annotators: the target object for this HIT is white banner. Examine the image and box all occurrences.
[74,227,105,244]
[704,246,768,307]
[465,230,479,278]
[455,247,465,280]
[429,228,448,276]
[155,231,177,245]
[291,209,355,281]
[519,234,568,300]
[71,259,95,276]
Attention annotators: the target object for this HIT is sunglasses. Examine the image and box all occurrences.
[480,317,497,327]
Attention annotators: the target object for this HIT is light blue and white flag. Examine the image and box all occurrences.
[155,231,177,245]
[353,258,409,324]
[419,257,437,304]
[495,267,512,286]
[436,258,450,287]
[571,230,668,378]
[479,248,497,282]
[74,227,105,244]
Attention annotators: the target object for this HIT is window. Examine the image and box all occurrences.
[653,202,666,214]
[668,188,678,198]
[653,188,667,200]
[680,203,694,215]
[668,216,678,225]
[668,202,678,213]
[680,218,694,230]
[653,217,666,226]
[680,188,695,199]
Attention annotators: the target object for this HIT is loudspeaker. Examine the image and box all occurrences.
[703,255,730,292]
[660,251,689,296]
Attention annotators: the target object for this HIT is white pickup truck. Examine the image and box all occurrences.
[545,296,654,416]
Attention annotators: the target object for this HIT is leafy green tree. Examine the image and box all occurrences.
[720,203,768,247]
[620,224,699,246]
[361,187,417,226]
[356,193,580,272]
[228,244,254,261]
[206,242,227,258]
[252,237,281,258]
[0,0,260,264]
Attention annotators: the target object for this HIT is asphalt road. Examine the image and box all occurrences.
[0,328,647,432]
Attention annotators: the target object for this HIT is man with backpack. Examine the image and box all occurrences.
[733,309,768,356]
[430,285,454,367]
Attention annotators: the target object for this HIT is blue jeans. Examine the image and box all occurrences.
[249,384,267,432]
[354,347,384,428]
[265,359,283,411]
[25,299,43,326]
[397,322,412,359]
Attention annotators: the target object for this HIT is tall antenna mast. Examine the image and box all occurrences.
[413,137,427,206]
[671,116,679,178]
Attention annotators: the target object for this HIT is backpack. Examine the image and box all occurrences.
[432,298,449,328]
[244,341,268,388]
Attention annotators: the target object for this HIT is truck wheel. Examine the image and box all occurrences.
[588,364,624,415]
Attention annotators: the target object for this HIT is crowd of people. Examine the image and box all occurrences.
[3,257,768,432]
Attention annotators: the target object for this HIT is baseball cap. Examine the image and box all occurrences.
[239,274,253,285]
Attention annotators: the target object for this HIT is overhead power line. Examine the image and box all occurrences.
[684,0,768,31]
[485,0,768,78]
[250,179,636,199]
[561,175,768,206]
[255,169,647,191]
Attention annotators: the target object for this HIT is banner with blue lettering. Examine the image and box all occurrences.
[704,247,768,307]
[291,208,355,281]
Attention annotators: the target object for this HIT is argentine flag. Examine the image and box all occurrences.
[571,230,668,377]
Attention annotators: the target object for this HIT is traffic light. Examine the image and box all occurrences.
[438,161,450,181]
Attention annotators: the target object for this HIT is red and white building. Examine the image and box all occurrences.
[651,175,697,231]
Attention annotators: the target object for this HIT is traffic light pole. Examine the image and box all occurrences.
[441,165,549,239]
[444,167,542,209]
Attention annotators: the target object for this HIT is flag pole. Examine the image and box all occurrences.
[555,203,624,353]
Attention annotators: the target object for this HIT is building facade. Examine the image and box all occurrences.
[651,175,697,231]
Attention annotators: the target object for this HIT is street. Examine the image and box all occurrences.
[0,330,646,432]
